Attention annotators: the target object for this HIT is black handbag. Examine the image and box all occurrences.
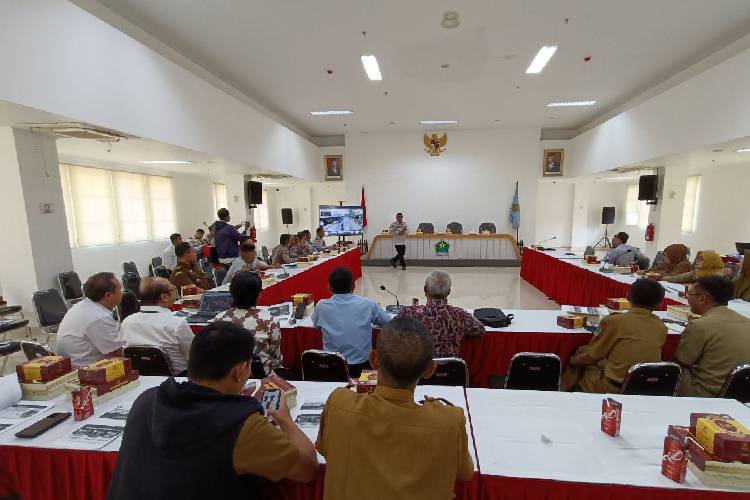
[473,308,514,328]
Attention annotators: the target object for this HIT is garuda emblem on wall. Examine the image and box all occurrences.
[423,133,447,156]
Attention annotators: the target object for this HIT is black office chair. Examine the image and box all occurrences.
[417,223,435,234]
[504,353,561,391]
[478,222,496,234]
[0,341,21,374]
[124,345,176,376]
[151,256,163,269]
[421,357,469,387]
[121,272,142,299]
[152,266,171,280]
[636,253,650,271]
[20,341,54,360]
[57,271,83,304]
[32,289,68,344]
[446,222,463,234]
[123,261,140,278]
[301,349,350,382]
[117,290,140,323]
[199,258,213,275]
[620,362,681,396]
[251,355,267,379]
[261,246,271,264]
[719,365,750,403]
[583,246,595,257]
[212,268,227,289]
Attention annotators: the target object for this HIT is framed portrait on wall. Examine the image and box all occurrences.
[324,155,343,181]
[542,149,564,177]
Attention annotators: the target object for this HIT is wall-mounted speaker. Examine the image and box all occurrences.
[638,174,658,201]
[601,206,615,225]
[246,180,262,207]
[281,208,293,225]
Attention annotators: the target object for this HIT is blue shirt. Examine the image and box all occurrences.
[603,244,641,266]
[312,293,392,364]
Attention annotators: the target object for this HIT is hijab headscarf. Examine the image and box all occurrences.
[653,244,691,275]
[735,250,750,300]
[695,250,725,278]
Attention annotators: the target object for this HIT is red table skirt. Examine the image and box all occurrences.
[520,248,682,310]
[279,326,680,388]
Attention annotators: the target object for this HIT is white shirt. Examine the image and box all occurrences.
[162,244,177,271]
[121,305,194,373]
[56,298,123,368]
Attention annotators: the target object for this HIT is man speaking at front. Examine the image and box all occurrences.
[389,212,408,270]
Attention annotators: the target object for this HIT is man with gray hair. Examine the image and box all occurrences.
[397,270,485,356]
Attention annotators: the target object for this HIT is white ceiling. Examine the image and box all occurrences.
[83,0,750,137]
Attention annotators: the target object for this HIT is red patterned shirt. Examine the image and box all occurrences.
[213,307,282,375]
[397,298,485,356]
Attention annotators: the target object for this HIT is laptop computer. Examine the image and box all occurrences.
[185,291,233,324]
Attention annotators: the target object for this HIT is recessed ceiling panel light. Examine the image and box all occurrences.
[526,46,557,74]
[547,100,597,107]
[360,55,382,81]
[310,110,353,116]
[419,120,458,125]
[138,160,194,164]
[736,148,750,153]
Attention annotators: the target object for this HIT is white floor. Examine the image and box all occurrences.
[355,266,558,310]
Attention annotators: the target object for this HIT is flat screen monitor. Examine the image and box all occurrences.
[319,205,364,236]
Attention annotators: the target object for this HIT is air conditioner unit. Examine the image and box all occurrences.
[19,122,134,142]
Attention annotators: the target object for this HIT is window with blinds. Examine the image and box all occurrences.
[60,164,176,248]
[213,183,227,217]
[681,175,701,233]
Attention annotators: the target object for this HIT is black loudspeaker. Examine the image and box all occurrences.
[246,181,262,207]
[638,174,658,201]
[601,207,615,225]
[281,208,293,225]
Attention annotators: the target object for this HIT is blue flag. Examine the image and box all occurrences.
[509,182,520,230]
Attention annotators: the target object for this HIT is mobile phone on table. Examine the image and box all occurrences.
[15,412,71,439]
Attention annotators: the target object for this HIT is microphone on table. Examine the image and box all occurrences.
[379,285,403,313]
[534,236,557,250]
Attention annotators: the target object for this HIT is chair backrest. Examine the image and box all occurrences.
[0,341,21,358]
[21,341,54,360]
[151,256,163,269]
[57,271,83,301]
[417,223,435,234]
[122,261,140,278]
[199,258,213,275]
[719,364,750,403]
[32,289,68,328]
[636,253,650,271]
[123,345,175,376]
[212,268,227,289]
[446,222,463,234]
[117,290,140,323]
[652,250,665,268]
[478,222,496,234]
[301,349,350,382]
[121,272,142,299]
[421,357,469,387]
[583,246,595,257]
[505,352,561,391]
[153,266,171,280]
[261,246,270,260]
[620,362,681,396]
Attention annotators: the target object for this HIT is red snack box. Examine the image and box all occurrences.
[601,398,622,437]
[356,370,378,394]
[16,356,72,383]
[695,414,750,464]
[606,298,630,310]
[86,370,140,397]
[254,374,297,406]
[585,255,599,264]
[72,386,94,421]
[661,435,687,483]
[667,425,692,446]
[78,358,132,386]
[557,314,586,329]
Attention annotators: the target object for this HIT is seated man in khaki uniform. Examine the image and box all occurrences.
[170,242,212,291]
[562,278,667,393]
[675,275,750,397]
[315,317,474,500]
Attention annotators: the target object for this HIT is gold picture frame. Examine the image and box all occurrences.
[324,155,343,181]
[542,149,564,177]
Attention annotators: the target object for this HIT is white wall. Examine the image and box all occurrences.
[343,129,541,244]
[534,180,574,247]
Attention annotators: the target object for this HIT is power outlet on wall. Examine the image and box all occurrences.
[39,203,55,214]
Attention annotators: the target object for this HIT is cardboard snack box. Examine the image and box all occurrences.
[696,415,750,464]
[16,356,72,383]
[661,435,687,483]
[606,298,630,311]
[356,370,378,394]
[291,293,313,305]
[557,314,587,329]
[78,358,133,386]
[600,398,622,437]
[254,374,297,408]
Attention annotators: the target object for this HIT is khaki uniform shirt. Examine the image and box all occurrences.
[675,306,750,396]
[232,413,298,479]
[272,245,295,265]
[316,386,474,500]
[587,307,667,383]
[170,262,211,290]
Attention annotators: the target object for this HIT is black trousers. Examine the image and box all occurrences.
[390,245,406,268]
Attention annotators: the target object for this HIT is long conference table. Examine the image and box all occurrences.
[1,375,749,500]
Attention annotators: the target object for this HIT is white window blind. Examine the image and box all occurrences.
[65,165,118,247]
[681,175,701,233]
[256,190,269,230]
[213,183,227,217]
[625,185,639,226]
[113,171,149,242]
[147,176,176,239]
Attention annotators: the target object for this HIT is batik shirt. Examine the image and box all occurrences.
[397,299,485,356]
[213,307,282,375]
[389,222,409,246]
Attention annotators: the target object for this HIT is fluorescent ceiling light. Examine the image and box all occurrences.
[547,100,597,107]
[736,148,750,153]
[419,120,458,125]
[138,160,194,164]
[360,55,382,81]
[526,46,557,74]
[310,110,353,116]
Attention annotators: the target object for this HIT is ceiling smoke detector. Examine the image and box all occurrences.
[441,11,460,29]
